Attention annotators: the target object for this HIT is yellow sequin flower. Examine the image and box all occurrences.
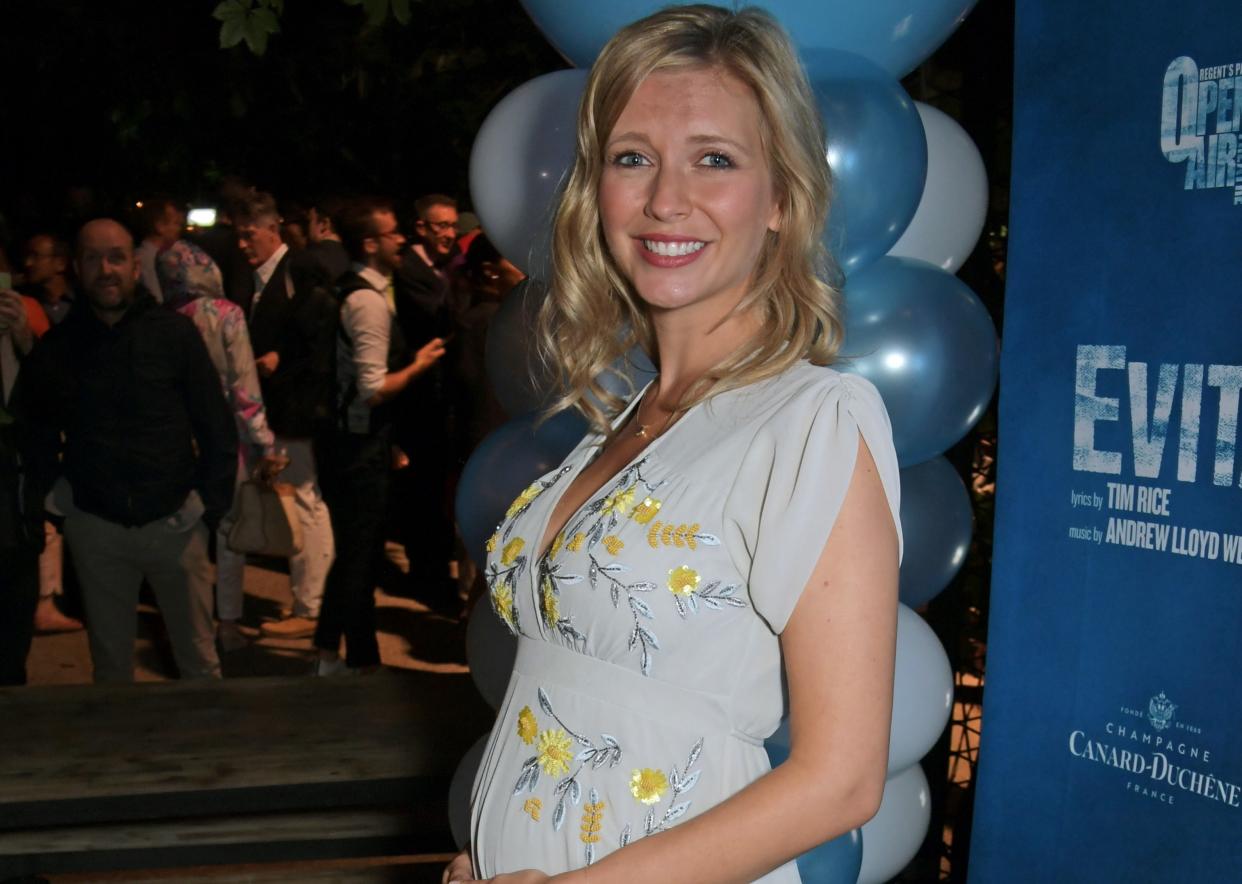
[492,581,515,629]
[485,533,498,554]
[629,768,669,805]
[602,535,624,556]
[541,579,560,627]
[517,706,538,744]
[667,565,701,596]
[537,728,573,777]
[566,532,587,552]
[523,797,542,821]
[506,482,543,519]
[501,537,525,566]
[580,800,605,843]
[601,484,636,515]
[549,531,565,560]
[631,496,662,525]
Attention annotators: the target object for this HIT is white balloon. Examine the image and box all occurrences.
[465,596,518,709]
[889,604,954,772]
[887,102,988,273]
[858,763,932,884]
[448,732,491,849]
[468,70,588,279]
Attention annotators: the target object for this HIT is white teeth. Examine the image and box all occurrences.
[642,239,705,257]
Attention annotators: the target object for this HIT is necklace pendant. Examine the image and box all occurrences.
[635,424,651,440]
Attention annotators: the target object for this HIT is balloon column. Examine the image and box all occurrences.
[461,2,993,880]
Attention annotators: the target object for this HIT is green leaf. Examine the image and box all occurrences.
[212,0,250,24]
[391,0,412,25]
[361,0,390,27]
[219,17,247,49]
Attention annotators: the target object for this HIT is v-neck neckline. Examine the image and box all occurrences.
[532,379,686,563]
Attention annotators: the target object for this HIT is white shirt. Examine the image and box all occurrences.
[338,263,395,434]
[250,243,289,312]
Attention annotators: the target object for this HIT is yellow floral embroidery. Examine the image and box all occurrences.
[647,521,703,550]
[580,799,605,843]
[485,532,498,554]
[602,535,624,556]
[549,531,565,560]
[537,728,573,777]
[517,706,538,744]
[506,482,543,519]
[629,768,669,805]
[566,532,587,552]
[523,797,543,821]
[541,578,561,627]
[492,581,516,628]
[667,565,701,596]
[631,496,662,524]
[601,484,636,515]
[501,537,525,566]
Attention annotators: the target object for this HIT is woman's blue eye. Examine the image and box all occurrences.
[699,152,733,168]
[613,152,648,167]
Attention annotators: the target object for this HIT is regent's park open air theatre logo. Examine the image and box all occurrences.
[1068,691,1242,811]
[1161,56,1242,205]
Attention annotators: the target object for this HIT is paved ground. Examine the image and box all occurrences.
[26,544,474,685]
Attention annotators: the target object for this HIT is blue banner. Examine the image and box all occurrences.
[970,3,1242,882]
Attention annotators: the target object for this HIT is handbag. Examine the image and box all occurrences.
[226,480,303,557]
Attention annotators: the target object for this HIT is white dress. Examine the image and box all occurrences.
[469,362,902,882]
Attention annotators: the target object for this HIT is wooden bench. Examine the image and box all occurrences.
[0,672,493,878]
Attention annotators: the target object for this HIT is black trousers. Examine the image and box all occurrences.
[0,553,40,686]
[314,428,390,668]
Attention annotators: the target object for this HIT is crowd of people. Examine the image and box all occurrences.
[0,184,523,685]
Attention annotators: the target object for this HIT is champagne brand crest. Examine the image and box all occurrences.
[1148,692,1176,732]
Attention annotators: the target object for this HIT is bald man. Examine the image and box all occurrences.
[14,218,237,682]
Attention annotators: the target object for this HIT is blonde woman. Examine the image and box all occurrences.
[449,6,901,882]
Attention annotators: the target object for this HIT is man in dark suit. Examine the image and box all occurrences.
[236,193,337,638]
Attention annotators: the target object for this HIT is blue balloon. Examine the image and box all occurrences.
[839,257,997,467]
[456,409,588,567]
[805,50,926,277]
[485,278,657,417]
[898,457,973,607]
[485,279,555,416]
[519,0,977,78]
[469,69,589,278]
[765,735,864,883]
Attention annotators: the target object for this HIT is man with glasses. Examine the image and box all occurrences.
[313,198,445,674]
[21,234,75,324]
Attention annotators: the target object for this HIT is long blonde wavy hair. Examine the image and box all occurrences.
[536,4,841,434]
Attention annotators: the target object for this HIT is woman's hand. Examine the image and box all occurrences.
[442,849,476,883]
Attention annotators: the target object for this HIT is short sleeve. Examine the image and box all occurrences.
[723,371,902,634]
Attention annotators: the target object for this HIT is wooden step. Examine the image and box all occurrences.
[0,671,493,876]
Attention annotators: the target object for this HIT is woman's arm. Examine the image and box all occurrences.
[495,436,900,884]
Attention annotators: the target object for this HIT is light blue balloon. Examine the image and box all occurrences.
[519,0,977,78]
[898,456,973,607]
[765,736,864,883]
[455,409,588,567]
[839,257,998,467]
[805,50,926,277]
[485,278,657,417]
[469,69,588,278]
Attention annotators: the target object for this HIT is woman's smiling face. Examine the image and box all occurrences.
[598,66,781,322]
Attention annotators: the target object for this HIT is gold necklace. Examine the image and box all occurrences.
[633,385,677,440]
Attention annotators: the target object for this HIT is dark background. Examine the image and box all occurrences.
[2,2,1015,879]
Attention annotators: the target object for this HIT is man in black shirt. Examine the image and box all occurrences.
[15,219,237,682]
